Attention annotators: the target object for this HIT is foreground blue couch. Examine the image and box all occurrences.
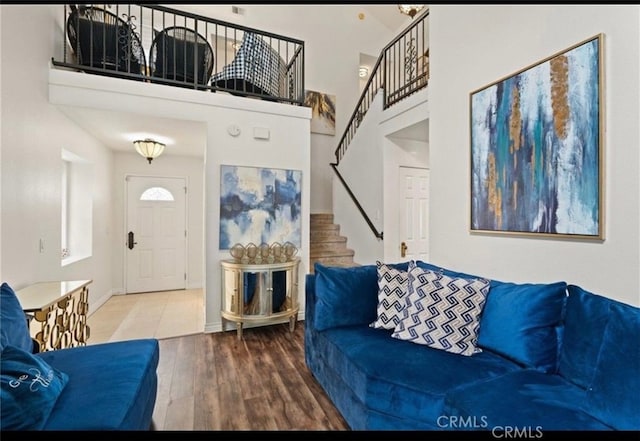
[305,262,640,432]
[1,282,159,431]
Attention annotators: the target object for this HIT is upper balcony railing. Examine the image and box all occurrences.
[52,4,305,105]
[334,9,429,165]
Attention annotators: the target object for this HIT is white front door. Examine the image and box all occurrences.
[398,166,430,262]
[125,176,187,294]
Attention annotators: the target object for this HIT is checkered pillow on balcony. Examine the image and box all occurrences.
[211,32,286,97]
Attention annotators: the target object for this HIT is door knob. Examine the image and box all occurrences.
[128,231,138,250]
[400,241,408,258]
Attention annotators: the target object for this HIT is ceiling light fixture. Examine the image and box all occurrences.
[359,66,369,78]
[398,4,425,19]
[133,139,165,164]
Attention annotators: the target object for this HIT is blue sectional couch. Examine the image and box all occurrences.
[1,282,159,431]
[304,262,640,432]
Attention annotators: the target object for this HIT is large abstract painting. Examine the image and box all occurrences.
[470,34,603,239]
[219,165,302,249]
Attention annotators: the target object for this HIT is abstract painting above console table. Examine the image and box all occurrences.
[219,164,302,249]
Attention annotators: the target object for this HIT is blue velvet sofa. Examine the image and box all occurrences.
[1,282,159,431]
[305,261,640,432]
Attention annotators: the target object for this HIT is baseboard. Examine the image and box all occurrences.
[186,282,203,290]
[204,321,224,333]
[88,288,123,316]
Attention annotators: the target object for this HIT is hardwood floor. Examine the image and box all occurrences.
[152,322,350,431]
[87,290,348,430]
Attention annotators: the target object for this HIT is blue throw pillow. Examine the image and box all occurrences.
[1,282,34,353]
[414,260,487,281]
[0,345,69,430]
[586,301,640,430]
[476,281,567,373]
[313,263,378,331]
[558,285,612,388]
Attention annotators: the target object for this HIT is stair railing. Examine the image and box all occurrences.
[330,163,383,240]
[334,9,428,166]
[331,9,429,240]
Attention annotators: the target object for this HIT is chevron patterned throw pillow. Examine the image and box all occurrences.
[370,261,409,330]
[392,261,490,356]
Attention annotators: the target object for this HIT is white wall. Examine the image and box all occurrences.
[0,6,3,282]
[1,5,115,308]
[429,5,640,306]
[112,152,206,295]
[310,134,336,213]
[205,106,311,332]
[182,4,397,214]
[332,183,384,266]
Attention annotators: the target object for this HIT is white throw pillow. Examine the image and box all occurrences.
[369,261,409,330]
[391,261,490,356]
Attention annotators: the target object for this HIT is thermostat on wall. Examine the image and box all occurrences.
[227,124,241,137]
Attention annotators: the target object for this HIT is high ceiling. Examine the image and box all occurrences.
[361,4,412,32]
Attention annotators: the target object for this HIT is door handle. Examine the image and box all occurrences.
[128,231,138,250]
[400,241,408,258]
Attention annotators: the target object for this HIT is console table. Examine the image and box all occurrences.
[220,258,299,339]
[15,280,92,352]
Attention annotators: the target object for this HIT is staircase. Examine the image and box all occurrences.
[310,213,358,273]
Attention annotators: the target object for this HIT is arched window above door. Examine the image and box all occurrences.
[140,186,175,201]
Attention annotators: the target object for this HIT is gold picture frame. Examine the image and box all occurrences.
[469,34,604,240]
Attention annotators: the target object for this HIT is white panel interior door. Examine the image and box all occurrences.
[399,166,430,262]
[126,176,187,294]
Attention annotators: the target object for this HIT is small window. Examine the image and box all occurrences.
[140,186,175,201]
[61,159,69,258]
[61,149,93,266]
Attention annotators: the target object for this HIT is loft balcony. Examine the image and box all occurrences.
[51,4,305,105]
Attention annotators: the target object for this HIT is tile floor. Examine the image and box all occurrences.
[87,289,204,345]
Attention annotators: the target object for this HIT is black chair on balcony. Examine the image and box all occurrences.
[149,26,214,89]
[66,6,146,79]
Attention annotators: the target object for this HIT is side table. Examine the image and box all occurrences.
[220,258,299,339]
[15,280,92,352]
